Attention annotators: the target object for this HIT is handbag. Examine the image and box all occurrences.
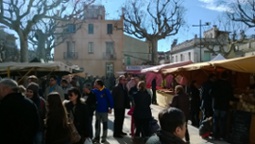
[68,110,81,143]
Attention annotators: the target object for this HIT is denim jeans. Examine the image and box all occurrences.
[213,110,227,139]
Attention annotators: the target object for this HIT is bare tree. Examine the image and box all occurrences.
[122,0,186,65]
[226,0,255,28]
[201,16,249,57]
[0,0,95,62]
[28,1,94,61]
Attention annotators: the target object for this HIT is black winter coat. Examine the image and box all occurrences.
[112,84,130,109]
[65,101,90,140]
[0,93,39,144]
[133,90,152,119]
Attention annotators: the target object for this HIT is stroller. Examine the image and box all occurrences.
[199,117,213,139]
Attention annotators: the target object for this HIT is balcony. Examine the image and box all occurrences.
[103,52,116,60]
[64,52,78,60]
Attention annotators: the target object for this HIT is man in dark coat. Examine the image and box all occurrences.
[112,75,130,138]
[212,71,234,139]
[151,78,157,104]
[0,78,39,144]
[200,74,217,120]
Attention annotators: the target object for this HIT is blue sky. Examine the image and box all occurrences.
[96,0,254,52]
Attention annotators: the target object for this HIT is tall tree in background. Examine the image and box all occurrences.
[122,0,186,65]
[0,0,95,62]
[202,16,249,57]
[29,1,94,61]
[226,0,255,28]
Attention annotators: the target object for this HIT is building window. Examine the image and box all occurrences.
[180,54,184,61]
[105,62,114,76]
[175,55,178,62]
[67,41,75,53]
[65,41,76,59]
[88,24,94,34]
[66,24,76,33]
[171,56,174,62]
[107,24,113,34]
[203,51,211,61]
[188,52,191,60]
[88,42,94,54]
[126,56,131,65]
[106,41,114,54]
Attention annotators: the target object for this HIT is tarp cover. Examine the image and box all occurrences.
[141,61,193,73]
[0,61,73,73]
[162,55,255,74]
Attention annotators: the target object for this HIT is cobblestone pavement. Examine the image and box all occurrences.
[93,104,230,144]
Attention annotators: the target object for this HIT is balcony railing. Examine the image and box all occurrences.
[103,52,116,60]
[64,52,78,60]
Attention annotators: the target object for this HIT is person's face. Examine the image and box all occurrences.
[49,78,56,86]
[61,82,67,87]
[174,122,187,139]
[120,77,127,85]
[26,89,34,99]
[68,92,78,102]
[83,87,90,94]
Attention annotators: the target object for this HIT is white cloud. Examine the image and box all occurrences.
[198,0,233,12]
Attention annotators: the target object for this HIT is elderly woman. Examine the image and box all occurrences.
[64,87,90,144]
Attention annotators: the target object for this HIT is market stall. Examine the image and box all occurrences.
[0,61,74,82]
[141,61,193,107]
[161,55,255,144]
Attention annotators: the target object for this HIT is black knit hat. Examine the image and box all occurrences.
[27,82,39,94]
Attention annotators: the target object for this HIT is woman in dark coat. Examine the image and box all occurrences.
[133,81,152,138]
[64,87,90,144]
[45,92,71,144]
[26,82,46,144]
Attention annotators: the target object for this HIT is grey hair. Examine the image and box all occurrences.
[0,78,19,92]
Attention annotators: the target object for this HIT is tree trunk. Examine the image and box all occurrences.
[151,38,158,65]
[19,34,28,62]
[38,34,46,60]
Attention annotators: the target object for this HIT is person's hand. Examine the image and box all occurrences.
[108,109,112,114]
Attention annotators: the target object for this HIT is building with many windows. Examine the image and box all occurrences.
[54,5,124,76]
[170,25,229,63]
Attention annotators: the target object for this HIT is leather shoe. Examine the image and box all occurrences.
[113,134,123,138]
[121,132,127,135]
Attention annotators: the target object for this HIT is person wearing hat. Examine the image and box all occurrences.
[26,82,46,144]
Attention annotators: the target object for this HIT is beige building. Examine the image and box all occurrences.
[54,5,124,76]
[123,35,150,66]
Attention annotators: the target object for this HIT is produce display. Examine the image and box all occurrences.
[234,90,255,113]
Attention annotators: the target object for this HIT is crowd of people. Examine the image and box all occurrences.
[0,71,237,144]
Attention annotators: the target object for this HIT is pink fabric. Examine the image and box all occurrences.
[145,72,173,89]
[127,107,135,137]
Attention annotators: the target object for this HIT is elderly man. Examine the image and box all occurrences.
[112,75,130,138]
[0,78,39,144]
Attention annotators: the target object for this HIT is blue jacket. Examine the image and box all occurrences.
[92,88,114,113]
